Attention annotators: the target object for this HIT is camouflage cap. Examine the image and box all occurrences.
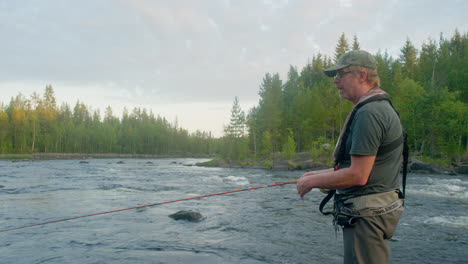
[324,50,377,77]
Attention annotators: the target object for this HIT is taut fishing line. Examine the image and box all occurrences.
[0,180,297,233]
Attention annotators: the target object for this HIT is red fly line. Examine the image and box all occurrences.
[0,180,297,233]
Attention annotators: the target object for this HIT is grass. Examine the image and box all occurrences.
[0,153,33,159]
[418,156,452,167]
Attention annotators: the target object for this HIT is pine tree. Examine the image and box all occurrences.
[282,128,296,159]
[257,73,283,150]
[400,38,418,79]
[246,107,259,157]
[375,50,394,93]
[352,35,361,50]
[261,131,273,158]
[0,103,10,153]
[416,38,438,90]
[282,65,300,141]
[334,33,350,62]
[224,96,245,138]
[223,97,248,161]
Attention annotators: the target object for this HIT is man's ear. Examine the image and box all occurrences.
[358,70,368,83]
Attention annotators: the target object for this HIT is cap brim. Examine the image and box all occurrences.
[323,64,348,77]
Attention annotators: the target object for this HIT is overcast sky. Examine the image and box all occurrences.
[1,0,466,137]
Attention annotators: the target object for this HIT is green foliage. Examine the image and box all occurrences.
[243,30,467,164]
[287,160,302,170]
[0,153,33,159]
[263,159,273,169]
[221,136,249,162]
[334,33,350,62]
[282,128,296,159]
[418,156,452,167]
[400,39,418,79]
[352,35,361,50]
[221,97,249,161]
[224,96,245,138]
[309,137,334,165]
[2,31,466,165]
[1,86,219,156]
[257,73,283,150]
[261,131,273,158]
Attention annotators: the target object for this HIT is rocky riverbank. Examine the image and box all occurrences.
[31,153,215,159]
[196,152,468,175]
[196,152,330,171]
[0,152,215,161]
[2,152,466,175]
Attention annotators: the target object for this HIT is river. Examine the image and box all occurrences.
[1,158,467,263]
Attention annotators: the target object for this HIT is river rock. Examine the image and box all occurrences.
[169,210,203,222]
[455,164,468,174]
[409,159,455,175]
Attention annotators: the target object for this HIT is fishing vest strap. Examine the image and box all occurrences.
[401,132,409,199]
[320,94,409,216]
[319,190,336,215]
[377,134,403,155]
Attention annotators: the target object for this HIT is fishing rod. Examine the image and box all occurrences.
[0,180,298,233]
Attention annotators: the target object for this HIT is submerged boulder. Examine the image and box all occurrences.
[169,210,203,222]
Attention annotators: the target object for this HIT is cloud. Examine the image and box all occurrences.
[0,0,466,135]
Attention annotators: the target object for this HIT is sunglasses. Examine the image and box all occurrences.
[334,70,353,80]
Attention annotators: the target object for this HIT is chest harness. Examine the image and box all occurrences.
[319,94,409,227]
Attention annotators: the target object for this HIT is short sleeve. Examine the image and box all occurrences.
[349,107,384,156]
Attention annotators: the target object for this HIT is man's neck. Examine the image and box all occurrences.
[352,85,376,104]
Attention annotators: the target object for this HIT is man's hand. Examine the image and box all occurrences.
[296,168,335,198]
[296,176,313,198]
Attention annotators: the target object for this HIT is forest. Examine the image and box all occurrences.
[0,85,218,156]
[222,31,467,165]
[1,30,466,165]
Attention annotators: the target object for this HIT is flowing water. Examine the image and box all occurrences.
[1,158,467,264]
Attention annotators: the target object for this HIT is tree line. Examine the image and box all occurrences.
[0,85,219,155]
[1,30,466,162]
[222,30,467,163]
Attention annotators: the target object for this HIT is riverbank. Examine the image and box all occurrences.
[2,152,466,175]
[196,152,330,171]
[196,152,468,175]
[0,153,215,160]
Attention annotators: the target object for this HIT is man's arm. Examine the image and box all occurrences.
[296,155,376,198]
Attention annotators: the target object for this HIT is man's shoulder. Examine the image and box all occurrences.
[357,100,397,118]
[359,99,392,111]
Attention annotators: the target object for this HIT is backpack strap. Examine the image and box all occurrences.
[401,131,409,199]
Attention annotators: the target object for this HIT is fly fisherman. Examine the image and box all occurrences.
[296,50,406,264]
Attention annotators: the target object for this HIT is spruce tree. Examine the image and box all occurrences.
[225,96,245,138]
[352,35,361,50]
[399,38,418,79]
[334,33,350,62]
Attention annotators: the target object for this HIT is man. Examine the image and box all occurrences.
[296,50,405,264]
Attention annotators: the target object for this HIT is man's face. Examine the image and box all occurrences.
[333,67,358,102]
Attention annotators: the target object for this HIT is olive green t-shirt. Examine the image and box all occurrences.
[338,100,403,197]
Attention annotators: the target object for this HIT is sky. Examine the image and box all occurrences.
[0,0,466,137]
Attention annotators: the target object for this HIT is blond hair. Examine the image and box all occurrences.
[348,65,380,87]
